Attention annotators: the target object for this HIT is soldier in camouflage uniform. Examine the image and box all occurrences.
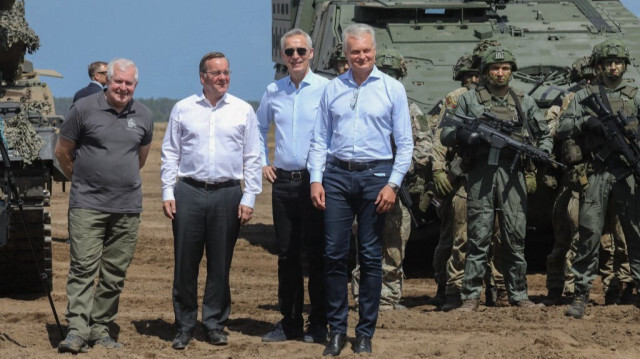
[545,55,634,306]
[432,48,507,311]
[441,46,553,311]
[327,43,349,75]
[558,39,640,318]
[351,49,433,310]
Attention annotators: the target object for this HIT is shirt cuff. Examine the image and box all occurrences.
[162,188,175,202]
[310,171,323,184]
[389,173,404,187]
[240,193,256,209]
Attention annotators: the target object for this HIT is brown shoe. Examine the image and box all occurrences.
[455,298,479,312]
[511,299,542,308]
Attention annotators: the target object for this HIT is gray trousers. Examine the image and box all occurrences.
[172,180,242,333]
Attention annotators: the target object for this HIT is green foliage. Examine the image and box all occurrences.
[55,97,260,122]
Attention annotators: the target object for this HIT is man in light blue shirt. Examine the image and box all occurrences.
[257,29,329,344]
[308,23,413,356]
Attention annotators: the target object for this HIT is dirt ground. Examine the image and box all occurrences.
[2,122,640,359]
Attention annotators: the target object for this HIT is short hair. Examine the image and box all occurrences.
[88,61,107,79]
[107,58,138,82]
[342,24,376,51]
[199,52,228,73]
[280,28,313,50]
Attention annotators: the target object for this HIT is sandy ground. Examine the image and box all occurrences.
[2,122,640,359]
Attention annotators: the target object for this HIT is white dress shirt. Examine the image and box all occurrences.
[161,92,262,208]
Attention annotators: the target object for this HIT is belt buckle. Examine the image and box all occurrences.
[204,182,210,190]
[291,171,302,180]
[348,162,355,171]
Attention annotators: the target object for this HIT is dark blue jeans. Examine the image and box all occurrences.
[323,160,391,338]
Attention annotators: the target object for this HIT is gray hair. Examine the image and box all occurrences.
[280,28,313,50]
[107,58,138,82]
[342,24,376,50]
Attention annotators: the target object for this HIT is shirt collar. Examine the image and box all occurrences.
[90,80,104,88]
[98,92,135,114]
[346,66,382,86]
[287,69,317,89]
[197,91,229,108]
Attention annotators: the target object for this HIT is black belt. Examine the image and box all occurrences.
[276,168,308,180]
[180,177,240,190]
[329,158,393,171]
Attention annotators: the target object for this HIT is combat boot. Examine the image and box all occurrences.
[441,294,462,312]
[495,288,510,307]
[565,294,588,319]
[604,289,621,305]
[620,282,636,305]
[511,299,542,308]
[455,298,479,312]
[427,284,446,307]
[484,286,497,307]
[542,288,563,306]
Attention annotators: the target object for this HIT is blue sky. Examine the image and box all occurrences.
[23,0,640,102]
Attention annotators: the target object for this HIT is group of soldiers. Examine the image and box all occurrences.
[328,37,640,319]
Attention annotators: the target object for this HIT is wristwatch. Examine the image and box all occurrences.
[387,182,399,193]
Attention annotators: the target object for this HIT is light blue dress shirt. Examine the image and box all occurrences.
[257,70,329,171]
[307,66,413,186]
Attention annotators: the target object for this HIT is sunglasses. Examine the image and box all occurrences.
[283,47,308,57]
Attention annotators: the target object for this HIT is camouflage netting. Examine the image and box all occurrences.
[0,0,39,53]
[2,88,45,165]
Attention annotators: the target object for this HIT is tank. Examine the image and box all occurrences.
[0,0,67,294]
[271,0,640,246]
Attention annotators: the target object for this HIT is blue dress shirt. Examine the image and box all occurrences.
[257,70,329,171]
[307,66,413,186]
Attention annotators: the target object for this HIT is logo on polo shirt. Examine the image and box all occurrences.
[127,118,137,129]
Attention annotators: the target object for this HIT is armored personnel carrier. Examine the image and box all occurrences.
[271,0,640,243]
[0,0,67,294]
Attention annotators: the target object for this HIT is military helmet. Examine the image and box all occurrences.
[569,56,595,83]
[375,48,408,79]
[480,46,517,74]
[327,43,347,70]
[592,38,631,65]
[471,40,501,69]
[453,55,478,81]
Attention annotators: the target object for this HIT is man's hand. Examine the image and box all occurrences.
[310,182,326,210]
[162,200,176,220]
[375,185,397,214]
[238,204,254,225]
[263,165,277,183]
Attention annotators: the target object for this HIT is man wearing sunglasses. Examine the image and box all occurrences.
[257,28,330,345]
[72,61,108,103]
[308,23,413,356]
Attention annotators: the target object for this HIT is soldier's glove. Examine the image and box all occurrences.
[525,172,537,194]
[584,116,605,135]
[455,127,482,146]
[432,170,453,197]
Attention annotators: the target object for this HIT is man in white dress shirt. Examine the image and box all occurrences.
[160,51,262,350]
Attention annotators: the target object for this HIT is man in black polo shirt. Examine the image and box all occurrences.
[55,58,153,353]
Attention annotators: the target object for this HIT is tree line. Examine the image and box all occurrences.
[54,97,260,122]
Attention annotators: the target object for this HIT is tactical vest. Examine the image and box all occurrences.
[475,86,527,141]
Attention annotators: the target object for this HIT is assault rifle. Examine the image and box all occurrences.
[579,93,640,180]
[397,181,419,228]
[441,110,566,172]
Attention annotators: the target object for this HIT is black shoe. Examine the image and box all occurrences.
[262,321,303,342]
[441,294,462,312]
[207,329,227,346]
[352,334,372,354]
[303,323,328,343]
[566,294,588,319]
[322,333,346,356]
[171,331,191,350]
[620,282,636,305]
